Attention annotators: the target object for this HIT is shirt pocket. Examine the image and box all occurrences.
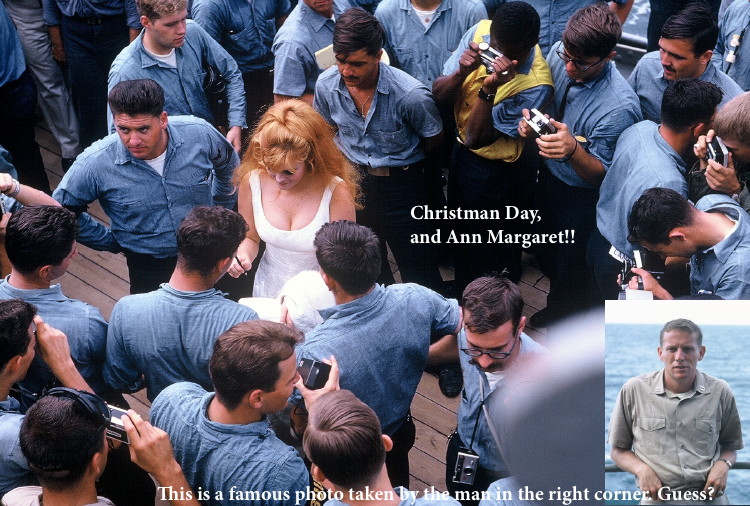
[693,419,718,456]
[393,46,417,72]
[634,416,666,456]
[370,126,411,156]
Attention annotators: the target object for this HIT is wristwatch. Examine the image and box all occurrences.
[478,87,495,102]
[718,458,733,469]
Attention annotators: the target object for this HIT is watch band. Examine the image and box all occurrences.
[718,458,733,469]
[478,87,495,102]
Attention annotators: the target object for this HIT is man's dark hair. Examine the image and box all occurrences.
[562,3,621,59]
[19,395,106,491]
[333,7,385,57]
[176,206,248,276]
[0,299,36,371]
[491,2,540,60]
[660,3,719,55]
[660,318,703,346]
[108,79,165,118]
[627,188,696,246]
[314,221,380,296]
[461,277,524,334]
[661,79,722,133]
[209,320,300,410]
[5,206,78,275]
[303,390,384,490]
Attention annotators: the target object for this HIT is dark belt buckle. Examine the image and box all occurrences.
[85,17,104,25]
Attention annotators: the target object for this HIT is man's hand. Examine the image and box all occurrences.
[626,268,673,300]
[34,316,74,371]
[518,108,534,138]
[458,42,483,78]
[694,129,742,195]
[48,26,66,64]
[702,460,730,500]
[122,410,180,477]
[536,118,577,159]
[295,355,340,409]
[226,126,242,153]
[634,463,663,503]
[481,51,517,91]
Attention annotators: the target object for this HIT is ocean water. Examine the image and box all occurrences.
[605,324,750,505]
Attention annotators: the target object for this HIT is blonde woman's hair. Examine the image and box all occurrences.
[234,100,361,207]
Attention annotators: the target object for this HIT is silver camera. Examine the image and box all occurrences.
[477,42,508,75]
[452,447,480,485]
[707,137,729,167]
[526,108,556,136]
[106,404,130,444]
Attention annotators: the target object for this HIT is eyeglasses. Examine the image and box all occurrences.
[461,333,519,360]
[556,50,605,72]
[45,387,110,430]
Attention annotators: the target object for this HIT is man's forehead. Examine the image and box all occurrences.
[114,113,159,126]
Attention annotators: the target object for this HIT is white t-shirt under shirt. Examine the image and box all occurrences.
[411,5,437,28]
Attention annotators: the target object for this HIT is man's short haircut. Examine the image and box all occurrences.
[461,277,524,334]
[713,91,750,144]
[314,221,380,296]
[5,206,78,275]
[303,390,384,490]
[491,2,540,59]
[562,3,621,59]
[333,7,385,57]
[627,188,695,246]
[136,0,186,20]
[659,318,703,346]
[660,3,719,55]
[176,206,248,276]
[0,299,36,371]
[661,79,722,133]
[108,79,165,118]
[209,320,301,410]
[19,395,106,492]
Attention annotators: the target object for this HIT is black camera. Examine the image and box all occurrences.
[0,198,6,215]
[297,358,331,390]
[526,108,556,136]
[477,42,508,75]
[452,447,480,485]
[106,405,130,444]
[618,250,665,298]
[707,137,729,167]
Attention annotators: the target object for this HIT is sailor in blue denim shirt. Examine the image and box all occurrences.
[0,397,32,498]
[375,0,486,87]
[626,188,750,300]
[713,0,750,91]
[109,10,246,151]
[272,0,351,102]
[53,80,239,293]
[628,3,742,124]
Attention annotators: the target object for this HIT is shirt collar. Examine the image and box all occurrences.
[299,1,334,32]
[698,204,743,262]
[651,369,709,395]
[335,62,390,96]
[160,283,228,298]
[200,392,272,436]
[318,283,383,320]
[0,275,65,299]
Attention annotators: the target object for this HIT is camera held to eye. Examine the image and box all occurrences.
[477,42,508,75]
[106,405,130,444]
[452,447,480,485]
[526,108,557,137]
[707,137,729,167]
[297,358,331,390]
[618,250,664,300]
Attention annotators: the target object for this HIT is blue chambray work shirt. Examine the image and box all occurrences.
[42,0,140,29]
[458,332,547,475]
[104,283,258,401]
[0,398,33,498]
[691,194,750,299]
[314,63,443,167]
[375,0,486,87]
[442,26,553,138]
[326,487,461,505]
[109,21,247,129]
[597,121,687,260]
[712,0,750,91]
[295,283,460,435]
[271,0,351,97]
[53,116,239,257]
[0,279,111,402]
[628,51,743,123]
[152,383,308,506]
[192,0,291,73]
[544,41,642,189]
[0,2,25,86]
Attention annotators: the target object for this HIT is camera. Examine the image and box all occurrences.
[0,198,6,215]
[106,405,130,444]
[477,42,508,75]
[618,250,665,299]
[526,108,557,136]
[707,137,729,167]
[297,358,331,390]
[452,447,480,485]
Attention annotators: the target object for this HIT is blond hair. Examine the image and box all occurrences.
[137,0,186,20]
[234,100,361,207]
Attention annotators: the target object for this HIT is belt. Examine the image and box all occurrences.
[68,14,121,25]
[354,162,422,177]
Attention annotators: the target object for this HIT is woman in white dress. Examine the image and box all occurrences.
[228,100,360,297]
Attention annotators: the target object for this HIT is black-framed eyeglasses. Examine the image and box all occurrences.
[556,50,605,72]
[45,387,110,430]
[461,333,519,360]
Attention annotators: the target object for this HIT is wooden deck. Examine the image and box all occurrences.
[31,120,549,500]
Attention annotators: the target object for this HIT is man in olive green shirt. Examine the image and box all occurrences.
[609,319,743,505]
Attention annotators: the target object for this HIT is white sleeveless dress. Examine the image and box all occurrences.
[250,171,342,298]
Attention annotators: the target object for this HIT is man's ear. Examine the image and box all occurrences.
[382,434,393,452]
[90,440,108,478]
[516,316,527,337]
[245,389,265,409]
[667,229,687,243]
[691,121,710,139]
[140,15,151,28]
[320,270,336,292]
[37,265,54,281]
[698,49,712,66]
